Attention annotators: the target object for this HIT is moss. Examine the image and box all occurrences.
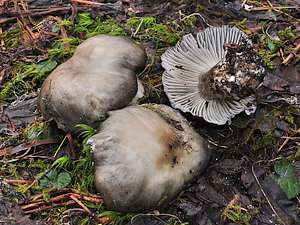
[0,82,13,99]
[273,103,300,130]
[253,116,277,152]
[197,4,208,11]
[0,62,53,99]
[229,18,247,32]
[222,195,259,225]
[0,29,22,48]
[127,17,186,45]
[8,164,19,180]
[30,158,50,171]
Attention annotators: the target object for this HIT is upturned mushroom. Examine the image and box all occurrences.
[161,25,265,125]
[37,34,147,133]
[87,104,211,212]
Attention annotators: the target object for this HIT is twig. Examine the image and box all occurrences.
[0,138,61,157]
[279,48,285,61]
[22,177,37,194]
[204,138,229,149]
[0,7,71,26]
[0,27,5,50]
[244,6,299,11]
[53,16,72,56]
[280,136,300,139]
[241,0,247,8]
[285,0,300,6]
[29,187,101,201]
[66,133,76,159]
[6,180,28,186]
[70,195,92,214]
[24,201,77,214]
[27,147,54,157]
[271,137,290,160]
[69,0,106,5]
[15,140,36,159]
[70,195,103,224]
[132,18,144,37]
[23,193,103,210]
[20,64,37,77]
[62,208,87,215]
[0,70,5,85]
[252,165,286,225]
[282,42,300,65]
[21,1,44,40]
[14,1,37,41]
[5,113,15,131]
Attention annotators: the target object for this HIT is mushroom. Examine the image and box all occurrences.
[161,25,265,125]
[87,104,211,212]
[37,34,147,133]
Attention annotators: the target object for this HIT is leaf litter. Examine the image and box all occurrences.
[0,0,300,224]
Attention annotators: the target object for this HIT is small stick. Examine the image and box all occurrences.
[53,16,72,56]
[70,195,103,224]
[5,113,15,131]
[244,6,299,11]
[279,48,285,61]
[252,165,287,225]
[20,64,37,77]
[66,133,76,159]
[23,193,103,210]
[62,208,87,215]
[241,0,247,8]
[70,195,92,214]
[16,140,36,159]
[0,7,71,26]
[0,70,5,85]
[69,0,106,5]
[22,193,73,210]
[15,2,37,41]
[22,177,37,194]
[24,201,77,214]
[0,27,5,50]
[6,180,28,184]
[282,42,300,65]
[271,137,290,160]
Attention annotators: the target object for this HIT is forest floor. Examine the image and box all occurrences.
[1,0,300,224]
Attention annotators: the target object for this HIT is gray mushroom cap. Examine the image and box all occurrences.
[37,34,147,133]
[87,104,211,212]
[161,25,265,125]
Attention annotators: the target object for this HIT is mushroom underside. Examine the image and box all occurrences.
[161,25,265,125]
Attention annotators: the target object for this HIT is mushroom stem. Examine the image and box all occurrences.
[161,25,266,125]
[198,39,265,102]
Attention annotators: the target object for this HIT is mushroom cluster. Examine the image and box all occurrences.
[37,34,147,133]
[88,104,211,212]
[38,34,211,212]
[161,25,265,125]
